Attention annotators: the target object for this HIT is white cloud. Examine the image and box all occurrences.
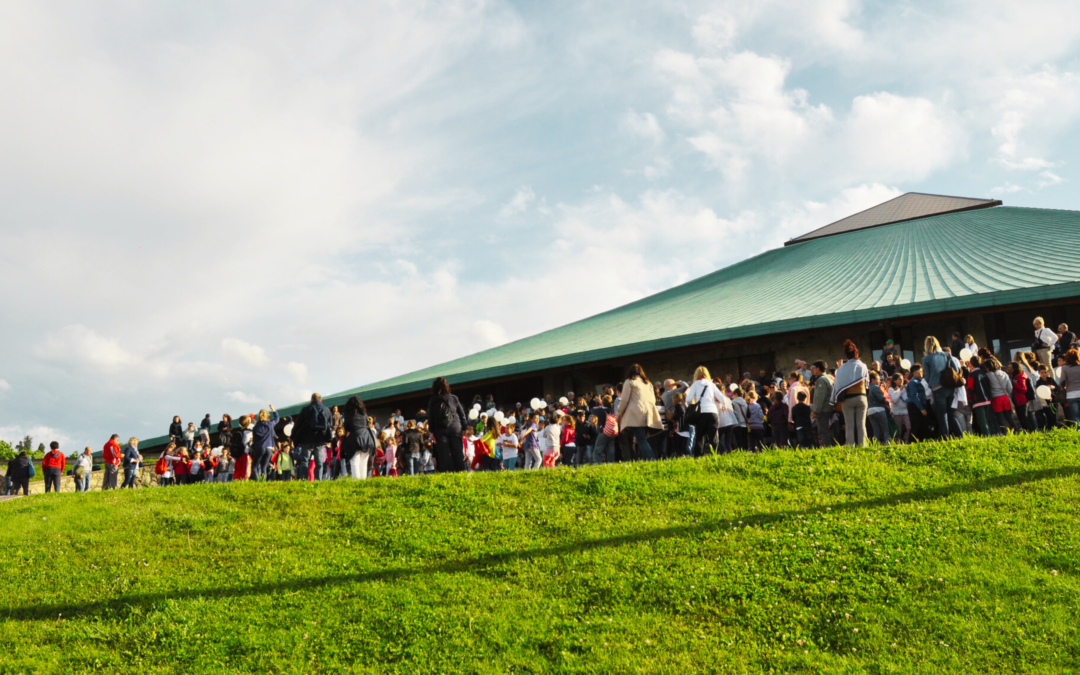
[498,187,536,218]
[620,110,666,143]
[225,391,261,405]
[36,324,141,372]
[221,338,269,368]
[471,320,509,348]
[0,379,9,392]
[841,92,966,183]
[285,362,309,386]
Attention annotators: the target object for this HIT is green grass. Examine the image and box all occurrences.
[2,432,1079,674]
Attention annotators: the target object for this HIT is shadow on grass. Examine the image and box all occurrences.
[7,464,1078,622]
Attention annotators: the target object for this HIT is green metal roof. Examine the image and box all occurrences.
[140,205,1080,449]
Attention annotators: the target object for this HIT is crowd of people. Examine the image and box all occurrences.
[6,316,1078,495]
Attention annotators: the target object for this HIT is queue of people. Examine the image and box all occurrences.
[7,316,1078,494]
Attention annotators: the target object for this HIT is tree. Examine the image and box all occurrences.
[0,440,14,461]
[16,435,32,452]
[37,442,45,453]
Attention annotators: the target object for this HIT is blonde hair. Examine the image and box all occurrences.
[693,366,711,381]
[240,416,251,429]
[924,336,940,355]
[128,437,139,446]
[406,419,416,429]
[1034,316,1045,326]
[257,409,270,421]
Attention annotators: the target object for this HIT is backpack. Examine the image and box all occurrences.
[155,457,168,475]
[28,461,35,478]
[939,357,964,389]
[434,396,455,429]
[311,405,332,442]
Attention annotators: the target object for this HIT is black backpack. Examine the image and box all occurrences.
[434,396,455,428]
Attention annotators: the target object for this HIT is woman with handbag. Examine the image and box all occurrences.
[615,364,663,461]
[685,366,723,457]
[831,340,870,446]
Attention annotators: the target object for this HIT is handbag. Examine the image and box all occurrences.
[603,413,620,438]
[684,381,706,425]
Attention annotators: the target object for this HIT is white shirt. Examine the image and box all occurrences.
[687,379,723,414]
[1036,327,1058,348]
[499,433,519,459]
[887,387,907,414]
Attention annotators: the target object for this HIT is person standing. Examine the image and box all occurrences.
[293,393,333,481]
[199,415,212,446]
[1058,349,1080,426]
[74,447,94,492]
[685,367,723,457]
[169,416,183,445]
[427,378,468,472]
[102,434,122,490]
[922,336,963,438]
[42,441,66,493]
[250,405,279,481]
[615,364,662,461]
[831,340,870,446]
[6,451,32,496]
[341,395,375,479]
[809,361,835,447]
[866,372,890,445]
[401,420,425,476]
[121,438,142,488]
[1033,317,1058,366]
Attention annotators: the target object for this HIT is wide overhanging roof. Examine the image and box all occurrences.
[785,192,1001,245]
[140,203,1080,448]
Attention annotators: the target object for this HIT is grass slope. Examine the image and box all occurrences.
[2,432,1079,674]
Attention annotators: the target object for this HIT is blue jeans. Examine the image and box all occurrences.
[575,444,593,467]
[1068,400,1080,427]
[299,443,327,481]
[503,457,517,470]
[931,388,962,437]
[623,427,656,461]
[593,434,616,464]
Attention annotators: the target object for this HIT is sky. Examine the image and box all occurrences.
[2,0,1080,449]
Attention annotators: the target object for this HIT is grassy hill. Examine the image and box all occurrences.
[2,432,1079,674]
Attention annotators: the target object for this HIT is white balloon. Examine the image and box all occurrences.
[537,400,547,409]
[729,383,739,392]
[530,398,541,409]
[283,423,294,437]
[900,359,912,370]
[469,409,479,420]
[473,403,481,411]
[559,396,569,406]
[494,411,505,421]
[959,348,972,362]
[1037,384,1053,400]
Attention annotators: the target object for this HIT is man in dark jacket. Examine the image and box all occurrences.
[122,439,142,489]
[293,394,333,481]
[42,441,66,493]
[401,421,426,476]
[6,452,32,495]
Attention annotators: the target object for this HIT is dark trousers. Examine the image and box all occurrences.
[122,466,138,488]
[692,412,720,457]
[14,478,29,495]
[931,388,962,438]
[795,427,814,448]
[433,427,466,473]
[668,434,688,458]
[44,467,62,493]
[102,464,119,490]
[620,427,655,461]
[907,403,929,441]
[749,427,765,452]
